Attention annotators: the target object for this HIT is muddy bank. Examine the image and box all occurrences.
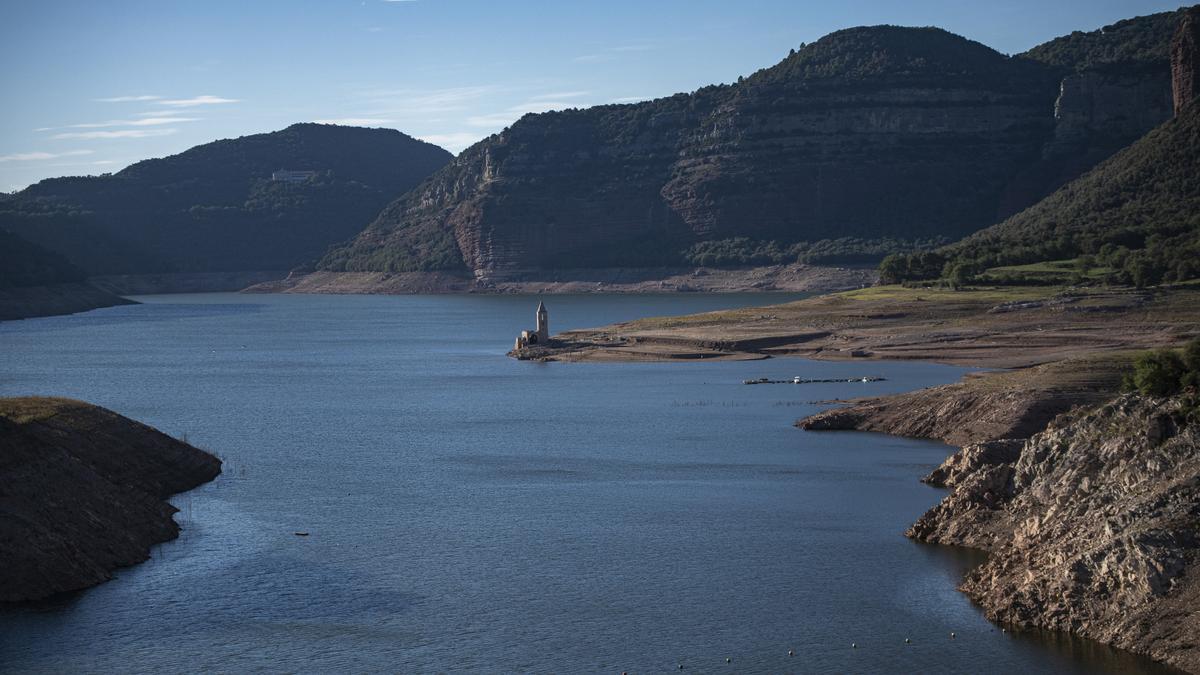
[908,395,1200,673]
[243,264,875,295]
[0,397,221,602]
[0,282,134,322]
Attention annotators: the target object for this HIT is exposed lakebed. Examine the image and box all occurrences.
[0,293,1174,673]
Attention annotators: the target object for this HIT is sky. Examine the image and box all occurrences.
[0,0,1188,192]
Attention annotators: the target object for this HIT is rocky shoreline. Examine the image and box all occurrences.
[903,395,1200,672]
[516,282,1199,670]
[0,397,221,602]
[794,361,1199,671]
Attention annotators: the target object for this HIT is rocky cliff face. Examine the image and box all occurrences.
[908,395,1200,672]
[1175,8,1200,114]
[0,398,221,602]
[322,12,1186,279]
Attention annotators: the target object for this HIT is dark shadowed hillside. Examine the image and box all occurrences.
[318,10,1188,281]
[0,124,451,275]
[881,7,1200,288]
[0,228,132,321]
[0,228,84,289]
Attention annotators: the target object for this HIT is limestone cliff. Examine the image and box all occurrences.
[908,395,1200,672]
[0,398,221,602]
[321,11,1188,280]
[1175,7,1200,114]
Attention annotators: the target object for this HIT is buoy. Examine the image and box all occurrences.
[852,643,857,649]
[678,665,684,670]
[950,632,956,639]
[788,649,794,656]
[725,657,731,663]
[904,638,911,644]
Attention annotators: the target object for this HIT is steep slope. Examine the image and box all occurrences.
[924,86,1200,283]
[320,12,1185,281]
[0,397,221,602]
[0,228,133,321]
[0,124,451,275]
[0,227,85,289]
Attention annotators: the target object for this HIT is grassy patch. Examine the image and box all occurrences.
[839,284,1056,303]
[0,396,82,424]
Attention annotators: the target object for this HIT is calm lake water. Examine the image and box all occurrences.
[0,293,1175,674]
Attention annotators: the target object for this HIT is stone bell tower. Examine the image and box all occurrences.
[535,300,548,342]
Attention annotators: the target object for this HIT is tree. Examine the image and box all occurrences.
[1130,349,1187,396]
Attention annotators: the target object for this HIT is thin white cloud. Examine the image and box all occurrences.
[466,96,591,128]
[93,160,117,165]
[94,95,161,103]
[133,109,185,116]
[0,150,94,163]
[60,117,201,129]
[51,128,179,140]
[466,112,524,128]
[157,95,238,107]
[418,132,482,152]
[312,117,396,126]
[574,44,656,63]
[359,85,504,113]
[530,91,590,101]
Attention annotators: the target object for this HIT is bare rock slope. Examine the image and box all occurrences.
[909,395,1200,672]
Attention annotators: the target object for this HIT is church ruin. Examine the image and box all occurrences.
[513,301,549,351]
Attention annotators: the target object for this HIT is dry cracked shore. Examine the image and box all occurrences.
[0,397,222,602]
[519,282,1200,671]
[525,284,1200,367]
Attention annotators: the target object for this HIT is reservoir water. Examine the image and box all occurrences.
[0,293,1174,673]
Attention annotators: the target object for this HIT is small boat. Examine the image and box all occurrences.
[294,531,309,537]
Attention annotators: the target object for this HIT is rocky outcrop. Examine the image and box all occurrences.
[320,12,1185,280]
[797,358,1129,446]
[1176,8,1200,114]
[908,395,1200,672]
[0,398,221,602]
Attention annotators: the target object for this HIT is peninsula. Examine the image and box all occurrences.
[0,397,222,602]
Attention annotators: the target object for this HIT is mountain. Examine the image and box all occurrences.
[933,95,1200,285]
[882,7,1200,287]
[0,124,452,276]
[319,9,1190,281]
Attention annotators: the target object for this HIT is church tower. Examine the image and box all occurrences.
[535,300,548,342]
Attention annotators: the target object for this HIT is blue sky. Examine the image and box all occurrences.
[0,0,1186,191]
